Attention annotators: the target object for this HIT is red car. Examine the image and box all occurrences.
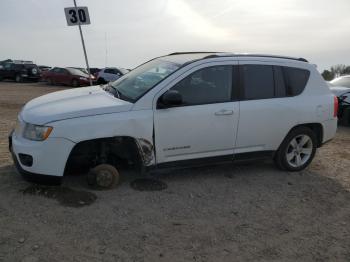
[42,67,96,87]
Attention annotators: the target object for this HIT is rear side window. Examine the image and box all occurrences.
[283,67,310,96]
[241,65,310,100]
[241,65,274,100]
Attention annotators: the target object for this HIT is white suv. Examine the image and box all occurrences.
[96,67,129,84]
[9,52,338,186]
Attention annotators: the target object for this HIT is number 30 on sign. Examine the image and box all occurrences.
[64,6,91,26]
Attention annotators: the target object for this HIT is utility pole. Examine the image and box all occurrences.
[73,0,92,86]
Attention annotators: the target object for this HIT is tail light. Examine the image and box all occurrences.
[334,95,338,118]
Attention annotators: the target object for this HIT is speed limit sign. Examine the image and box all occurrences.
[64,6,90,26]
[64,1,92,86]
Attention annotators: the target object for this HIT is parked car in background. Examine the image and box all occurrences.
[70,67,87,74]
[329,75,350,125]
[96,67,129,84]
[38,65,51,72]
[42,67,96,87]
[68,67,95,79]
[89,68,101,75]
[0,60,40,82]
[9,53,337,188]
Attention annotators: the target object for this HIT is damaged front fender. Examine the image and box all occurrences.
[135,138,155,166]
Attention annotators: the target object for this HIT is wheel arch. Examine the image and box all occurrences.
[286,123,323,148]
[64,136,154,175]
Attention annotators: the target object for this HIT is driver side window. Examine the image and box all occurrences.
[171,65,233,106]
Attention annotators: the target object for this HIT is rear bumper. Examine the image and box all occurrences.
[9,131,75,177]
[321,118,338,145]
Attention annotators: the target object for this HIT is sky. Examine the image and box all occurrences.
[0,0,349,71]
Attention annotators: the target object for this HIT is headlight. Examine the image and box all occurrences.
[23,123,53,141]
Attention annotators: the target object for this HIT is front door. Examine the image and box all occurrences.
[154,63,240,164]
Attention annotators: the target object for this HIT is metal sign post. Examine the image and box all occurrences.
[64,1,92,86]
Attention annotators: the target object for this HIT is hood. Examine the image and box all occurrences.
[329,86,350,96]
[21,86,133,125]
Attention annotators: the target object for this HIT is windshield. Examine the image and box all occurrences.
[110,59,181,102]
[330,77,350,88]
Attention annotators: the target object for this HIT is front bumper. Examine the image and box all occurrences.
[9,131,75,177]
[79,79,97,86]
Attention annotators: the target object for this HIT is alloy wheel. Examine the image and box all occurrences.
[285,135,313,168]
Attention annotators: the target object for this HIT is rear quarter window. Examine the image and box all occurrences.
[283,67,310,96]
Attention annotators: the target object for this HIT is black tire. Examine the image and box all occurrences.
[87,164,120,190]
[71,79,79,87]
[47,78,53,85]
[339,107,350,126]
[274,127,317,172]
[15,74,22,83]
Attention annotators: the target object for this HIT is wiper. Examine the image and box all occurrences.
[111,86,121,99]
[107,83,121,99]
[107,81,134,103]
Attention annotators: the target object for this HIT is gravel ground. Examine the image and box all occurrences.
[0,81,349,262]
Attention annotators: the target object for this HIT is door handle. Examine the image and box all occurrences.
[215,109,234,116]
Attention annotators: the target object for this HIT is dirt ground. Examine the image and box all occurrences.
[0,81,349,262]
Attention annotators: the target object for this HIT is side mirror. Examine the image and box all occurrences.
[159,90,183,108]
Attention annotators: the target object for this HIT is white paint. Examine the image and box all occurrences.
[11,54,338,177]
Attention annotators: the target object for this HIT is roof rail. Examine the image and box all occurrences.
[12,60,34,64]
[203,53,309,63]
[168,52,221,56]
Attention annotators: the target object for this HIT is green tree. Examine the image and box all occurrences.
[343,66,350,75]
[322,70,335,81]
[331,64,347,77]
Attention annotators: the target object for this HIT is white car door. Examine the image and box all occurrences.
[235,61,310,153]
[154,62,240,164]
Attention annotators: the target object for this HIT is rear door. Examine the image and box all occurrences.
[154,62,240,164]
[60,69,72,85]
[50,68,61,83]
[235,61,310,153]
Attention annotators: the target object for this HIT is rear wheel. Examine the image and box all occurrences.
[340,107,350,126]
[274,127,317,171]
[71,79,79,87]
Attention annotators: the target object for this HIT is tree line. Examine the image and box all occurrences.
[322,65,350,81]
